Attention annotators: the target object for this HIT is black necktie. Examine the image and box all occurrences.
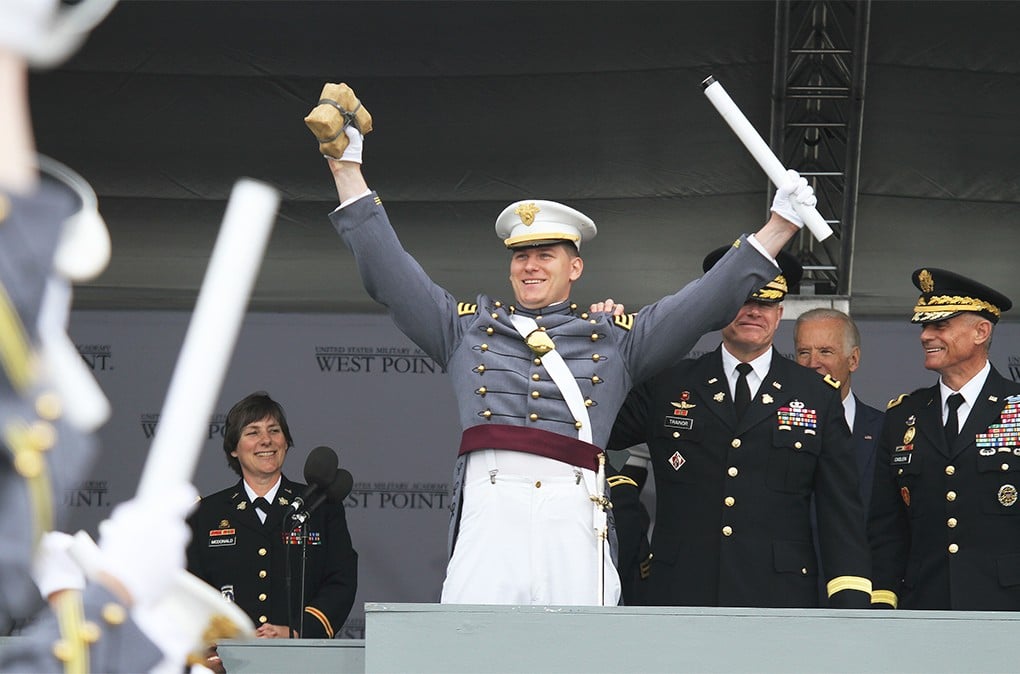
[253,497,272,522]
[945,393,964,447]
[734,362,753,419]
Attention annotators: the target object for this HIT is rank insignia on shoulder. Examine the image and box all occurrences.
[823,374,841,389]
[457,302,478,316]
[607,475,638,489]
[613,313,635,331]
[887,393,909,409]
[373,195,382,206]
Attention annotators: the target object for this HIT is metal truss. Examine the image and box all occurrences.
[770,0,871,298]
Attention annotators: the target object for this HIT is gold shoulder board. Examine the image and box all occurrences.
[613,313,636,331]
[887,393,908,409]
[607,475,638,489]
[457,302,478,316]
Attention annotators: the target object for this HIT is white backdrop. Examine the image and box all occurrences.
[64,311,1020,637]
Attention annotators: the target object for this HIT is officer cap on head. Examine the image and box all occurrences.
[703,246,802,304]
[495,200,597,251]
[910,268,1012,324]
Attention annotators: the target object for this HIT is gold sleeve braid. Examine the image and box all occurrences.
[871,589,898,608]
[4,418,54,549]
[52,590,90,674]
[304,606,334,638]
[826,575,873,597]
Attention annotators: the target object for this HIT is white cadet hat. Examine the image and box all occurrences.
[494,200,597,250]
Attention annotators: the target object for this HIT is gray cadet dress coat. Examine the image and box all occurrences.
[330,193,779,555]
[0,180,161,671]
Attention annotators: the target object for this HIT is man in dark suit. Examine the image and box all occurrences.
[794,307,884,605]
[609,248,872,608]
[869,268,1020,610]
[186,392,358,640]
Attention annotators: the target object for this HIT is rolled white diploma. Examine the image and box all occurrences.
[701,75,833,241]
[136,179,279,499]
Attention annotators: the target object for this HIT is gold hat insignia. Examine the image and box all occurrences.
[514,203,541,226]
[919,269,935,293]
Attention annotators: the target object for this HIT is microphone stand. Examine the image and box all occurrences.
[285,493,326,638]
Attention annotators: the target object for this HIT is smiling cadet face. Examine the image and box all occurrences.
[508,243,583,310]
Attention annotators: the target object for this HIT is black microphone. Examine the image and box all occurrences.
[289,446,339,515]
[326,468,354,503]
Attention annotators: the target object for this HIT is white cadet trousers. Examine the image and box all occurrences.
[441,449,621,606]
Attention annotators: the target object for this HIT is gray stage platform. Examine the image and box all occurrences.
[7,604,1018,672]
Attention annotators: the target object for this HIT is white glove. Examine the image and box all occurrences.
[770,169,817,229]
[31,531,86,599]
[0,0,58,57]
[0,0,118,68]
[337,124,363,164]
[97,483,198,606]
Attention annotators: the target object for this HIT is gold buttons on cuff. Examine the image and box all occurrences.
[722,526,733,536]
[947,517,958,528]
[35,392,62,420]
[81,621,101,644]
[258,548,267,556]
[476,387,487,396]
[574,421,583,430]
[724,497,735,507]
[259,593,267,601]
[259,570,267,579]
[52,640,72,662]
[532,373,541,381]
[102,603,127,625]
[945,465,956,476]
[946,491,957,502]
[482,410,492,419]
[727,467,739,478]
[591,376,601,384]
[948,543,959,554]
[480,343,489,351]
[529,413,538,422]
[731,439,741,448]
[477,365,486,373]
[592,354,601,361]
[259,615,268,624]
[590,333,599,341]
[531,390,540,399]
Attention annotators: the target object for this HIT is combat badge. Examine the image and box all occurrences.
[998,484,1018,507]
